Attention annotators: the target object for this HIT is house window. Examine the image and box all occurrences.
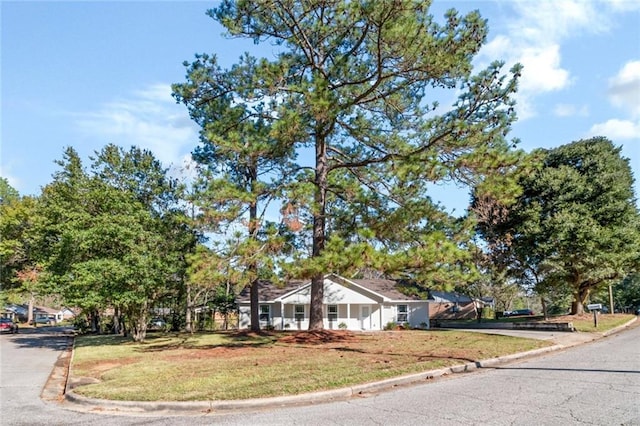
[397,304,408,323]
[295,305,305,321]
[259,305,270,322]
[328,305,338,322]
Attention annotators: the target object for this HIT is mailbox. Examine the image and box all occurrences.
[587,303,603,328]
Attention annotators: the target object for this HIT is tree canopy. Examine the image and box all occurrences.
[478,137,640,315]
[38,146,197,341]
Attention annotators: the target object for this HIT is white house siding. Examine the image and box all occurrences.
[283,304,308,330]
[238,276,430,331]
[279,279,379,305]
[238,303,285,329]
[381,302,430,329]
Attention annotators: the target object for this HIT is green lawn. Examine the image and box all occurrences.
[70,329,550,401]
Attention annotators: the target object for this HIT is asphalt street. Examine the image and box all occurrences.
[0,322,638,425]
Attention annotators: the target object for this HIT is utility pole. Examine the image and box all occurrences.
[608,284,614,314]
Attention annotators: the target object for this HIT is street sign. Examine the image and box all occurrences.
[587,303,602,311]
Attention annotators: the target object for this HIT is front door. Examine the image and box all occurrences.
[360,305,371,330]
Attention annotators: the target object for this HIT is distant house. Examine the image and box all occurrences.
[59,307,77,320]
[237,274,431,331]
[427,291,483,320]
[34,306,60,324]
[4,304,28,322]
[3,304,77,324]
[1,307,17,321]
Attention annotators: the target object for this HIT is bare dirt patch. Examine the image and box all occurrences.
[277,329,357,344]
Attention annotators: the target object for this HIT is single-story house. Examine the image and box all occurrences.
[34,306,61,324]
[237,274,430,331]
[59,307,77,320]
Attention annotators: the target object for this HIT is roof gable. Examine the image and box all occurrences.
[278,275,383,304]
[238,274,427,304]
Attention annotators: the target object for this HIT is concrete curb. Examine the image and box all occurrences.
[602,315,637,336]
[41,333,74,403]
[52,317,638,416]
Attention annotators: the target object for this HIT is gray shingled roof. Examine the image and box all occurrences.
[350,278,425,300]
[237,279,307,303]
[237,275,425,302]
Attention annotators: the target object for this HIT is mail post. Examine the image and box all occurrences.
[587,303,603,327]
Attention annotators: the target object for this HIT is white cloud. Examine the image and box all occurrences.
[608,0,640,12]
[508,1,605,44]
[167,154,200,185]
[518,45,571,93]
[478,1,617,120]
[590,61,640,142]
[588,118,640,140]
[608,60,640,118]
[74,83,199,167]
[553,103,589,117]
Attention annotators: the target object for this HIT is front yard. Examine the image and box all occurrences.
[70,329,549,401]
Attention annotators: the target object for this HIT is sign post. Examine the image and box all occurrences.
[587,303,602,328]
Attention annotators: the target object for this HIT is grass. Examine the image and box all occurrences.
[561,313,636,332]
[70,329,550,401]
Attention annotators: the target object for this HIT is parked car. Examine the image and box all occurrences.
[504,309,535,317]
[33,316,54,325]
[148,318,166,330]
[0,318,19,334]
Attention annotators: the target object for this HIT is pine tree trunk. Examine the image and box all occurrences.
[248,181,261,332]
[250,279,260,331]
[309,134,327,330]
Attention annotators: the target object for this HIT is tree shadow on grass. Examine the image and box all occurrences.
[133,331,279,352]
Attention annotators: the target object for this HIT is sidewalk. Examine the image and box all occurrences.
[48,317,637,416]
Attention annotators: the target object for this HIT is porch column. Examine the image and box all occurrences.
[280,301,284,330]
[347,303,350,328]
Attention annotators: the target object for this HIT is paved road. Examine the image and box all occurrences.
[1,324,638,425]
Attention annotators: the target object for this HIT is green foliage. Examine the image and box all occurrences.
[615,274,640,311]
[0,177,19,205]
[384,321,398,331]
[37,146,197,342]
[482,138,640,314]
[0,190,49,306]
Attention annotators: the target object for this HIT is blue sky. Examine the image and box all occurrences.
[2,1,639,214]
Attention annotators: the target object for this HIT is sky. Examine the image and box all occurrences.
[2,0,639,215]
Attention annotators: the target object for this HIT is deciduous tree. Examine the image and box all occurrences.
[486,138,640,315]
[40,146,196,341]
